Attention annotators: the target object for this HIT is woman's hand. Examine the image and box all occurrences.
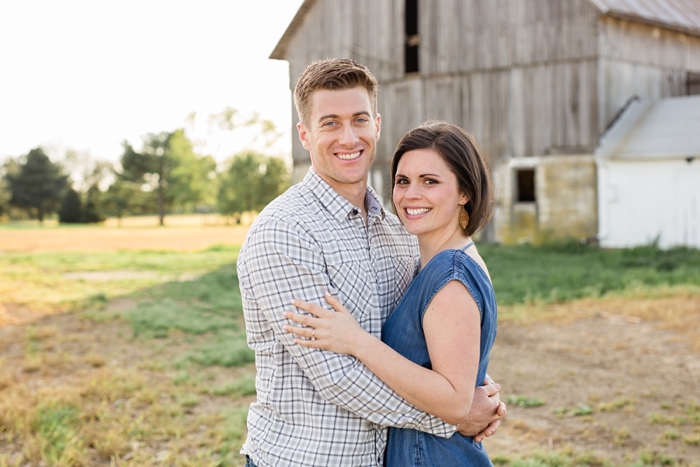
[283,292,369,355]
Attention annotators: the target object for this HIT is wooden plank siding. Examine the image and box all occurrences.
[280,0,700,178]
[596,16,700,132]
[420,0,599,74]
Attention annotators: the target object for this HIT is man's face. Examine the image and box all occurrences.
[297,87,381,195]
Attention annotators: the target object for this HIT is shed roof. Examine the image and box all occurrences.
[270,0,700,60]
[596,95,700,161]
[589,0,700,36]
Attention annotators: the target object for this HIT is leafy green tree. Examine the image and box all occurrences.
[217,151,290,224]
[119,130,215,225]
[167,130,218,212]
[58,188,83,223]
[101,179,144,226]
[119,133,168,225]
[5,148,68,223]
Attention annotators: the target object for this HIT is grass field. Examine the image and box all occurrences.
[1,218,699,466]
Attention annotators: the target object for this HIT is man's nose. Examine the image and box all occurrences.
[338,125,359,146]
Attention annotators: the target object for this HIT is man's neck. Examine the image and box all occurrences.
[317,173,368,216]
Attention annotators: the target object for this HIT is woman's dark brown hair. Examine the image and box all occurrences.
[391,121,494,237]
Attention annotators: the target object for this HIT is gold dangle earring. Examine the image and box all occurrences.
[459,206,469,230]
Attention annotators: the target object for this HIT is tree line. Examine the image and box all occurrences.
[0,112,290,226]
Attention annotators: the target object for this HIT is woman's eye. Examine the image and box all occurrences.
[395,179,409,185]
[425,178,438,185]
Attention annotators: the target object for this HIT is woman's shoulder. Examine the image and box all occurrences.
[424,248,485,278]
[419,249,493,300]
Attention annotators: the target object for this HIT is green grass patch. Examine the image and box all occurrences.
[492,447,610,466]
[598,398,634,412]
[572,403,594,416]
[506,395,546,408]
[176,332,254,368]
[33,403,85,465]
[211,375,257,397]
[480,242,700,306]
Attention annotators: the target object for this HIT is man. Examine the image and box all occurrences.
[237,58,505,467]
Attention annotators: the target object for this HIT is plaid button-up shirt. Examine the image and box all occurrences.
[237,169,455,467]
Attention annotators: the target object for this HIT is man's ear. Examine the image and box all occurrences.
[375,113,381,141]
[297,121,311,151]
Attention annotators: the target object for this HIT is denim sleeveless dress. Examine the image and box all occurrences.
[381,247,497,466]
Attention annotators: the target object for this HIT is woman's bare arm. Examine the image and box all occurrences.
[284,282,481,425]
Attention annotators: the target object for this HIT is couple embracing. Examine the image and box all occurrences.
[238,58,505,467]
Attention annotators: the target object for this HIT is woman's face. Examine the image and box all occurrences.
[392,148,467,237]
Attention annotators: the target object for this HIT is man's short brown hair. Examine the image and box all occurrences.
[294,58,378,126]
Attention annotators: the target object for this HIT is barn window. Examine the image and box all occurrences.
[688,72,700,95]
[516,169,536,202]
[405,0,419,74]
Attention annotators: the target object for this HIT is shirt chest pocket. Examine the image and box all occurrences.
[325,260,377,323]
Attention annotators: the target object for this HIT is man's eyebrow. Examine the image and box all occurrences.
[317,111,371,123]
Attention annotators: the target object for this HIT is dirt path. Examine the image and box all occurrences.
[484,307,700,464]
[2,296,699,465]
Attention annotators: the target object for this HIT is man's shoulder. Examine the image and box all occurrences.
[241,184,326,248]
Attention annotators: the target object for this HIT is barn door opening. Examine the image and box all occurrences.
[405,0,419,74]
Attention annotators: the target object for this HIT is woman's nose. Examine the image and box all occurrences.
[405,183,421,199]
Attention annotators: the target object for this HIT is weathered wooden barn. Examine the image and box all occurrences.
[270,0,700,244]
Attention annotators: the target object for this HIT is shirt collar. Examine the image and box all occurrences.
[303,167,387,223]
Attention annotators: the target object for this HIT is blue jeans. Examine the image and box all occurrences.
[244,455,257,467]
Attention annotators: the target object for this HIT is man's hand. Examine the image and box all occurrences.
[456,379,507,442]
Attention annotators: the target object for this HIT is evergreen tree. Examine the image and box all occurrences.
[0,158,18,219]
[58,188,83,223]
[5,148,68,223]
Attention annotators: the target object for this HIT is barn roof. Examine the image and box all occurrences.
[596,95,700,161]
[270,0,700,60]
[269,0,316,60]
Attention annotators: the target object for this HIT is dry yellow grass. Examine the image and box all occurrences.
[0,215,251,252]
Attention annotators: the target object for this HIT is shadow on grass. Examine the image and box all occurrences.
[80,245,254,371]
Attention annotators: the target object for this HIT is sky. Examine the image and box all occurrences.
[0,0,305,165]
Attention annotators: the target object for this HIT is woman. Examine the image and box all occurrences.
[283,121,498,466]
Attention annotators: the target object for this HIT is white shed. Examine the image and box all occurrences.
[596,95,700,249]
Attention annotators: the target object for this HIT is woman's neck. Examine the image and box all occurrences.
[417,228,472,268]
